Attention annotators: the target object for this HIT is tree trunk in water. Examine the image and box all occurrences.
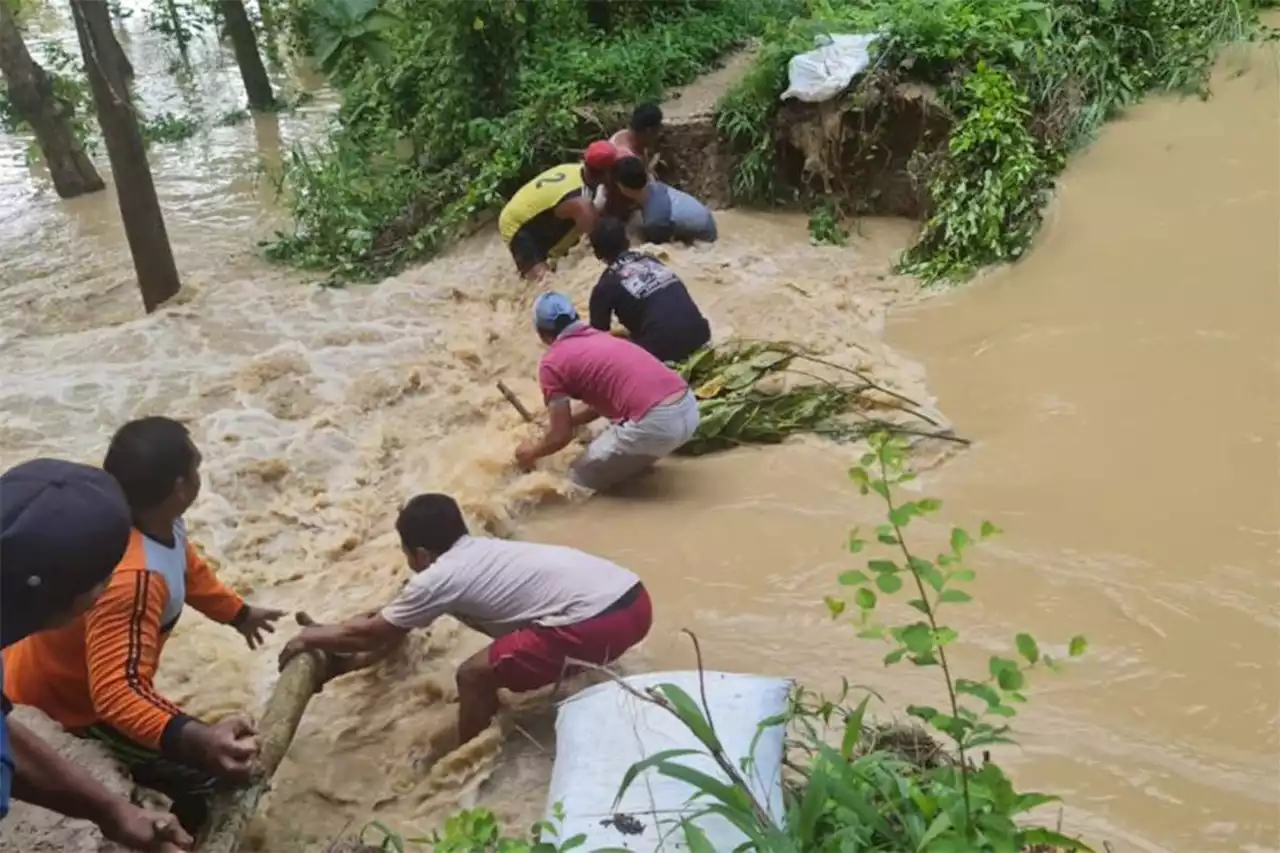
[71,0,181,314]
[198,652,327,853]
[0,0,103,198]
[220,0,274,110]
[103,18,134,83]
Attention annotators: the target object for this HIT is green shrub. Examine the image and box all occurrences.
[718,0,1267,284]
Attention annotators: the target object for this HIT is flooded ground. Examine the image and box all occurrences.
[1,7,1277,853]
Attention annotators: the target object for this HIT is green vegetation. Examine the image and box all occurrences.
[808,198,848,246]
[141,109,201,144]
[718,0,1270,283]
[671,342,959,455]
[264,0,802,281]
[344,433,1088,852]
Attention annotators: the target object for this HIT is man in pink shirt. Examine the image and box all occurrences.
[514,292,700,491]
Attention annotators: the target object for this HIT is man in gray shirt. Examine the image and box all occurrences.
[278,494,651,761]
[613,156,718,245]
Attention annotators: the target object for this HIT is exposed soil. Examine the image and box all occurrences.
[657,55,952,219]
[774,74,952,217]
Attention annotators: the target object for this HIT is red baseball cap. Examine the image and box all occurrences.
[584,140,619,173]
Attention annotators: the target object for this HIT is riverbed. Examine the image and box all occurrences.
[1,8,1277,853]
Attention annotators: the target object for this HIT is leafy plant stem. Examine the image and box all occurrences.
[877,447,973,831]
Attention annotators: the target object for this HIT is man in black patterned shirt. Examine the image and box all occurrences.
[587,217,711,364]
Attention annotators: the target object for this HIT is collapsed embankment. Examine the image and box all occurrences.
[660,66,952,218]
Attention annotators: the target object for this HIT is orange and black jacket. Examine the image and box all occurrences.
[2,521,245,755]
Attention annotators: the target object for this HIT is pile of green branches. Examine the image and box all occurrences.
[671,341,958,456]
[716,0,1271,283]
[265,0,801,282]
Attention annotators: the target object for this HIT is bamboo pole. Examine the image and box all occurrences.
[196,650,327,853]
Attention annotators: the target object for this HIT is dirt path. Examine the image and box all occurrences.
[662,47,759,121]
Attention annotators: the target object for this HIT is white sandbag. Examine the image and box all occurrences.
[780,32,881,103]
[545,671,792,851]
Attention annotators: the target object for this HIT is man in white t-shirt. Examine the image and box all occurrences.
[278,494,651,755]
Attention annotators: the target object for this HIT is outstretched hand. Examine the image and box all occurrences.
[235,605,285,650]
[278,612,389,683]
[277,612,319,671]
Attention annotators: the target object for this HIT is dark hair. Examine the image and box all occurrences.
[614,156,648,191]
[631,103,663,132]
[396,493,468,554]
[591,217,631,262]
[537,313,578,343]
[103,416,196,511]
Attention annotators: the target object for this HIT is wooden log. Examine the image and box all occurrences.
[196,650,327,853]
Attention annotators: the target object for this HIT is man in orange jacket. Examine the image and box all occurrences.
[3,417,285,835]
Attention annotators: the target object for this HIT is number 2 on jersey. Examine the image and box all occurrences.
[534,171,569,190]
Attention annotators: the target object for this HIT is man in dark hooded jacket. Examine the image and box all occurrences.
[1,458,192,852]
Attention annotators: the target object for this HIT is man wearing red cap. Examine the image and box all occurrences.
[497,144,616,282]
[584,139,640,221]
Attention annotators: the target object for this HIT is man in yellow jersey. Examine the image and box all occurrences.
[498,143,612,281]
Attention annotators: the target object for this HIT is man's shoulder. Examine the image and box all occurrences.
[436,536,531,580]
[594,265,623,293]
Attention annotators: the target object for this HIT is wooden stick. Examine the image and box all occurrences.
[197,649,328,853]
[497,380,535,423]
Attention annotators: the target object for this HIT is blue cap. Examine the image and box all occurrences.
[1,458,132,648]
[533,291,579,332]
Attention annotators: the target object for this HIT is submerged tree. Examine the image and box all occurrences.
[71,0,181,313]
[0,0,103,197]
[221,0,274,109]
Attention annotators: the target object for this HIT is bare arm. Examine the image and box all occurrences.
[527,399,577,460]
[9,718,122,824]
[557,196,598,242]
[9,718,195,851]
[285,614,408,659]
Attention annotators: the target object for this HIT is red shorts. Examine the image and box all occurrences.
[488,584,652,692]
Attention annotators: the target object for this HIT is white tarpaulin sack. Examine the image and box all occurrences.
[544,671,792,851]
[780,32,882,103]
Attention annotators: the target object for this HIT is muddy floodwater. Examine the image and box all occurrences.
[1,7,1278,853]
